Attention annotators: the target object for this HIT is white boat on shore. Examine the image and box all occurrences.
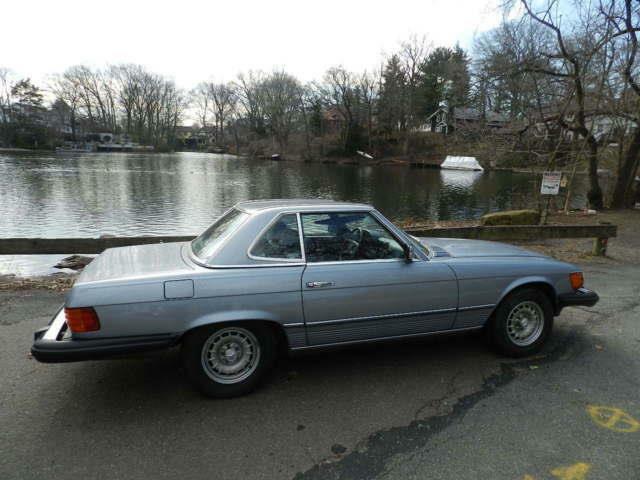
[440,156,484,171]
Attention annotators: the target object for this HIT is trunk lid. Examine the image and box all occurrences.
[77,242,194,284]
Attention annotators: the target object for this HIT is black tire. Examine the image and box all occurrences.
[487,288,554,358]
[181,322,277,398]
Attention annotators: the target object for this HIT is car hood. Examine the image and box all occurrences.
[416,237,545,258]
[76,242,194,284]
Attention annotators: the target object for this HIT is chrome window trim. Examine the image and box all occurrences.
[304,258,408,266]
[370,210,429,261]
[246,211,304,263]
[296,212,307,263]
[187,206,426,269]
[238,202,373,215]
[299,210,418,264]
[189,256,306,269]
[305,307,457,327]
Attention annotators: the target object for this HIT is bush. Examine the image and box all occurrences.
[481,209,541,226]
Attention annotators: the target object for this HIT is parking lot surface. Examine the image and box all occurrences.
[1,262,639,480]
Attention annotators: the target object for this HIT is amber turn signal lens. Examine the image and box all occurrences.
[569,272,584,290]
[65,307,100,333]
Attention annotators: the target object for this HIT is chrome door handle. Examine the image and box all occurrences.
[306,281,335,288]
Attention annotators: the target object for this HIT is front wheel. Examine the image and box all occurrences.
[487,288,554,357]
[182,323,276,398]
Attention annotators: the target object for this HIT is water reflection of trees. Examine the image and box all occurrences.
[1,152,590,238]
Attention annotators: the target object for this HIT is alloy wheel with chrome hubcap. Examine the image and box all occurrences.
[506,301,544,346]
[201,327,261,384]
[488,288,553,357]
[182,322,276,398]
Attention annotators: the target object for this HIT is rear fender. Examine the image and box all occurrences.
[185,310,281,332]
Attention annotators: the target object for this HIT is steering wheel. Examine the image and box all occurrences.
[350,227,364,243]
[341,238,359,258]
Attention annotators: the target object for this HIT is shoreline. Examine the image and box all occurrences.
[2,147,594,174]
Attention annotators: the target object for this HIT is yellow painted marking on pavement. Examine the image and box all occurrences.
[550,462,590,480]
[586,405,640,433]
[522,475,536,480]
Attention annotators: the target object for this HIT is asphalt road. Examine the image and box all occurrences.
[1,262,639,480]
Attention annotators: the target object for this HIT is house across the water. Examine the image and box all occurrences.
[420,105,509,134]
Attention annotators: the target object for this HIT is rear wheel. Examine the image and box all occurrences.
[182,323,276,398]
[488,288,554,357]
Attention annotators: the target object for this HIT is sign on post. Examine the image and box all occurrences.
[541,171,562,195]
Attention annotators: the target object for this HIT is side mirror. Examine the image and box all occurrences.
[403,244,414,263]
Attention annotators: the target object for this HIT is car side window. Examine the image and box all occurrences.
[301,212,405,262]
[250,214,302,260]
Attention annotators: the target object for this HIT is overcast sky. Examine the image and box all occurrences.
[4,0,503,88]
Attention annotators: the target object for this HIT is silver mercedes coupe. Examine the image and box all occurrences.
[32,200,598,397]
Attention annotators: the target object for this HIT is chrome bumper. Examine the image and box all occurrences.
[557,288,599,312]
[31,307,179,363]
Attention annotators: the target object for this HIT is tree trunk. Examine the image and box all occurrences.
[299,100,312,160]
[610,127,640,208]
[70,110,76,142]
[586,138,604,209]
[233,126,240,155]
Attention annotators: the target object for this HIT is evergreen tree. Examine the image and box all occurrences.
[378,55,406,134]
[419,46,470,114]
[11,78,43,107]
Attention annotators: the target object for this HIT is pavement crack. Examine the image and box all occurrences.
[293,329,584,480]
[414,371,462,420]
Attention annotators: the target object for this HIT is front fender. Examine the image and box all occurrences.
[495,275,559,313]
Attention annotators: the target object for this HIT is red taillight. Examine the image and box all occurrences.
[65,307,101,333]
[569,272,584,290]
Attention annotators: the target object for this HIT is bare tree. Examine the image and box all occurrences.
[604,0,640,207]
[235,71,267,136]
[0,68,13,126]
[54,64,185,146]
[298,83,315,158]
[321,66,359,151]
[399,35,430,154]
[50,70,83,139]
[190,82,211,129]
[473,20,556,118]
[207,82,236,143]
[518,0,622,208]
[62,65,117,132]
[359,71,379,149]
[260,71,302,152]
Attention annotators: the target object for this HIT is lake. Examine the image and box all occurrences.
[0,151,587,275]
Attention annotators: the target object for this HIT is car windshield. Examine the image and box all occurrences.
[191,209,248,261]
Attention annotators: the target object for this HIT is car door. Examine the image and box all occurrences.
[300,211,458,346]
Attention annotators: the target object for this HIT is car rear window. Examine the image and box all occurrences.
[191,209,248,261]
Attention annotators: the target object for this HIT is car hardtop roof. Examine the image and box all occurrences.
[235,199,373,214]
